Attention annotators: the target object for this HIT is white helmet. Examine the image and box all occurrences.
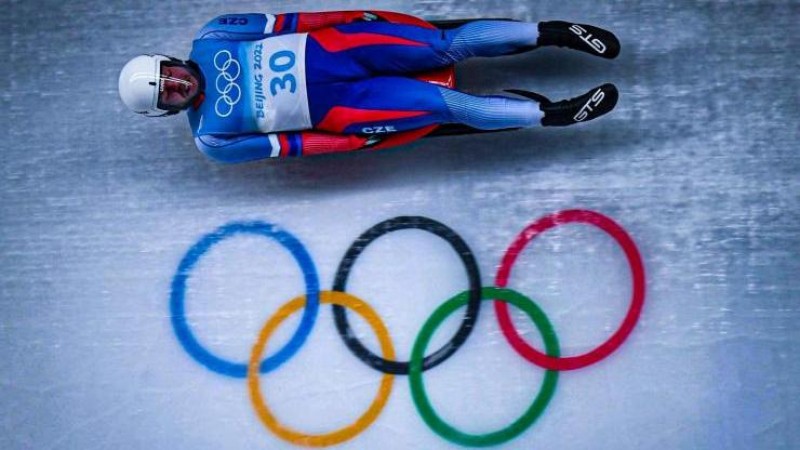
[119,54,201,117]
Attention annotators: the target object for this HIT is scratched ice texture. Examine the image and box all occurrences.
[1,0,799,449]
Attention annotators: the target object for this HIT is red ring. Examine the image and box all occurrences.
[494,209,646,371]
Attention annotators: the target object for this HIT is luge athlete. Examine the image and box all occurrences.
[119,10,621,163]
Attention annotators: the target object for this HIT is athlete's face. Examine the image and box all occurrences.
[159,63,200,110]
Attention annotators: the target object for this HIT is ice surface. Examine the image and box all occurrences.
[2,0,799,449]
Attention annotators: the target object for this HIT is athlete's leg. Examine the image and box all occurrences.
[306,21,541,80]
[308,76,542,134]
[306,20,619,81]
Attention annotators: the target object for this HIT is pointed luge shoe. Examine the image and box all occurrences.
[506,83,619,126]
[537,21,621,59]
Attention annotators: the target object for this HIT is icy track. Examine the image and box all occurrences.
[2,1,799,449]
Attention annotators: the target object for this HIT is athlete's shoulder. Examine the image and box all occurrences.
[195,13,279,41]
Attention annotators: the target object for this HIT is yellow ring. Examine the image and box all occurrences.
[247,291,396,447]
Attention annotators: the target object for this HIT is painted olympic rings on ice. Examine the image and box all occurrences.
[168,210,646,447]
[409,287,560,447]
[170,221,320,378]
[332,216,482,375]
[248,291,395,447]
[494,209,646,371]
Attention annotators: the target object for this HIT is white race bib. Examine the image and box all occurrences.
[246,33,310,132]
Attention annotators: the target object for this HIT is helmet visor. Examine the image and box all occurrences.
[156,61,201,111]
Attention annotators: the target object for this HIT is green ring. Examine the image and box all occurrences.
[409,287,561,447]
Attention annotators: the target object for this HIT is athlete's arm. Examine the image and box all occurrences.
[194,131,376,163]
[195,11,386,41]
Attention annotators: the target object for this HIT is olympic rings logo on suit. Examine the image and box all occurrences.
[213,50,241,118]
[169,209,647,447]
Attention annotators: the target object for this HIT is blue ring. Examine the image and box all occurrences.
[169,221,320,378]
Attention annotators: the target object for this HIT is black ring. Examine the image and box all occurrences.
[332,216,482,375]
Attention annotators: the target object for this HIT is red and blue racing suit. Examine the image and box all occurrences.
[188,11,541,163]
